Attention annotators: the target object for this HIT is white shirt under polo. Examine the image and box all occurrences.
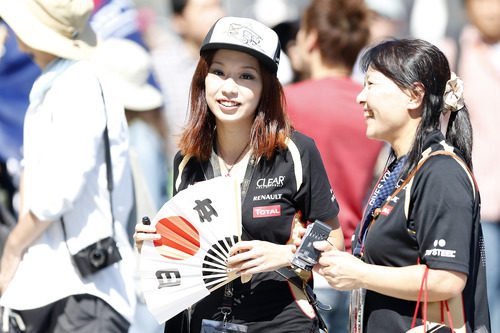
[0,58,136,322]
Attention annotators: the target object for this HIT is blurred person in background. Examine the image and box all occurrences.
[0,2,161,328]
[250,0,300,85]
[366,0,409,43]
[458,0,500,331]
[146,0,224,163]
[408,0,467,71]
[0,0,136,331]
[351,0,409,84]
[284,0,383,331]
[92,38,168,333]
[94,38,169,212]
[272,19,309,83]
[0,0,159,217]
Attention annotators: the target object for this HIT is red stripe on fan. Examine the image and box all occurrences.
[165,216,200,246]
[154,226,199,255]
[154,217,201,259]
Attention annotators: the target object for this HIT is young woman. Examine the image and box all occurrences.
[313,38,491,332]
[134,17,344,333]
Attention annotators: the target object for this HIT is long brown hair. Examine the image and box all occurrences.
[178,49,292,160]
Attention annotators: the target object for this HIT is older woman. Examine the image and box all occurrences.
[314,39,490,332]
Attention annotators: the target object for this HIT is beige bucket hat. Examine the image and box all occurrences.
[0,0,98,60]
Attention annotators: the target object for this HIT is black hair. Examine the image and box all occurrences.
[171,0,188,15]
[360,38,473,178]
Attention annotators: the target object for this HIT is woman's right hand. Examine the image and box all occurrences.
[313,240,368,291]
[133,222,161,254]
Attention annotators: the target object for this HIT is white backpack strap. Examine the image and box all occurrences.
[404,146,434,220]
[404,177,415,221]
[175,154,192,193]
[285,137,303,192]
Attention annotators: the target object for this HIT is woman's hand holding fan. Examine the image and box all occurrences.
[138,177,242,324]
[226,240,296,275]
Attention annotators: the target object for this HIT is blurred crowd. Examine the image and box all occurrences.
[0,0,498,332]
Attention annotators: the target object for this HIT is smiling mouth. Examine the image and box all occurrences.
[218,100,241,108]
[364,110,374,118]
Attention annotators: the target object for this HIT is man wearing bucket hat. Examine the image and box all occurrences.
[0,0,136,332]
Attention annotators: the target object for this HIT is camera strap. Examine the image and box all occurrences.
[60,79,115,247]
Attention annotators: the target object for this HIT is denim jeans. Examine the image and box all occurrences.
[315,287,350,333]
[482,221,500,333]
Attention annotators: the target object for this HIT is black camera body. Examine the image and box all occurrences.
[291,220,332,271]
[72,236,122,277]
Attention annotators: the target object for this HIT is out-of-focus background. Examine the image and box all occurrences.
[1,0,498,332]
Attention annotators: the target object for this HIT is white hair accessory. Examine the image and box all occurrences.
[443,72,465,113]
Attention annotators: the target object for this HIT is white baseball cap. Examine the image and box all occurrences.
[200,16,281,73]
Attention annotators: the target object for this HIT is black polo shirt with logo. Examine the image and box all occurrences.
[352,130,490,332]
[172,131,339,333]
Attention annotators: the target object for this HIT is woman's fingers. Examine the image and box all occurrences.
[135,224,157,233]
[134,232,162,241]
[134,222,161,253]
[226,241,295,274]
[313,239,336,252]
[228,240,255,256]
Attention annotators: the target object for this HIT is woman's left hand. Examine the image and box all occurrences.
[226,240,296,275]
[313,240,368,291]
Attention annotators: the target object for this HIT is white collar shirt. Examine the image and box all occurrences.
[0,58,136,322]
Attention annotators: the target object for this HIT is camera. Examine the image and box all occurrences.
[72,236,122,277]
[291,220,332,271]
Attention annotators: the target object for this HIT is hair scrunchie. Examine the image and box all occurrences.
[443,72,465,112]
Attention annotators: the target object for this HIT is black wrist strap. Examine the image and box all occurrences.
[61,80,115,245]
[274,267,329,332]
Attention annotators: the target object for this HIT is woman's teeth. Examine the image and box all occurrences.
[220,100,239,107]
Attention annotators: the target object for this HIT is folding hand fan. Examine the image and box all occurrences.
[139,176,242,324]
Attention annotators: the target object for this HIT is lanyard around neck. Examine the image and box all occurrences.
[353,155,407,257]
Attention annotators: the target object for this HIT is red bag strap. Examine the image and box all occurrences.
[411,266,429,328]
[410,266,456,331]
[444,299,455,331]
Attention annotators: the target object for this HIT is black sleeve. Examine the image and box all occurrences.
[172,152,208,196]
[410,155,475,274]
[293,133,339,223]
